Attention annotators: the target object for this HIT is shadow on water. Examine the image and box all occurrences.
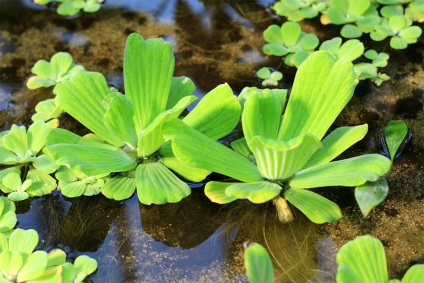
[1,0,423,282]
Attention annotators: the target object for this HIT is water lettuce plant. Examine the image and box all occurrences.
[256,67,283,87]
[27,52,85,126]
[336,235,424,282]
[0,228,97,283]
[323,0,381,38]
[364,49,390,67]
[0,121,57,201]
[263,21,319,66]
[272,0,328,22]
[33,0,103,16]
[44,33,241,205]
[370,15,422,49]
[163,51,391,224]
[244,242,274,283]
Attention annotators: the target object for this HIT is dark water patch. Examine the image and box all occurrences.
[393,96,423,119]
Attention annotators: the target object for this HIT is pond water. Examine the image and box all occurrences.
[0,0,423,282]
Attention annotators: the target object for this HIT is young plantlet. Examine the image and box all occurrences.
[45,33,241,205]
[263,21,319,66]
[164,51,391,224]
[256,67,283,87]
[33,0,103,16]
[272,0,328,22]
[336,235,424,283]
[0,121,58,201]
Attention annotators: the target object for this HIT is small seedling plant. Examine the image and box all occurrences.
[164,51,391,224]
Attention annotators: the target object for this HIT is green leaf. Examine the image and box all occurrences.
[231,138,251,157]
[163,119,262,183]
[297,33,319,50]
[28,265,62,283]
[256,67,271,79]
[389,15,409,33]
[399,26,422,41]
[336,235,388,283]
[278,51,357,141]
[135,162,191,205]
[304,124,368,168]
[162,156,210,182]
[263,25,284,45]
[8,229,38,255]
[390,36,408,49]
[183,84,241,140]
[0,251,23,279]
[355,177,388,217]
[2,125,28,157]
[61,263,77,283]
[242,89,282,144]
[31,99,63,123]
[101,175,136,201]
[103,92,138,149]
[244,243,274,283]
[25,168,57,197]
[74,255,97,276]
[0,146,17,165]
[401,264,424,283]
[8,191,29,201]
[290,154,391,188]
[284,188,342,223]
[124,33,174,134]
[33,154,59,174]
[249,134,321,180]
[46,249,66,267]
[281,22,301,46]
[319,37,342,55]
[384,120,408,161]
[2,172,22,190]
[45,144,137,176]
[204,182,238,204]
[263,44,289,56]
[348,0,370,16]
[166,77,195,110]
[137,95,196,157]
[337,39,364,61]
[61,182,87,198]
[56,71,123,146]
[17,250,48,282]
[226,181,281,204]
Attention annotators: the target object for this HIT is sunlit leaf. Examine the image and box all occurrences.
[290,154,391,188]
[0,251,23,279]
[336,235,388,283]
[25,168,57,197]
[244,243,274,283]
[56,71,123,146]
[46,249,66,267]
[183,83,241,140]
[162,156,210,182]
[304,124,368,168]
[2,125,27,157]
[204,182,238,204]
[124,33,174,135]
[166,76,196,110]
[8,229,38,255]
[45,144,137,176]
[17,250,48,282]
[135,162,191,205]
[278,51,357,141]
[74,255,98,276]
[163,119,262,183]
[284,188,342,223]
[103,92,137,149]
[101,175,136,201]
[249,134,321,180]
[226,181,281,204]
[401,264,424,283]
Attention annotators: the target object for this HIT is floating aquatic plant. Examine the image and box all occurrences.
[364,49,390,67]
[272,0,328,22]
[336,235,424,282]
[263,21,319,66]
[319,37,365,62]
[370,15,422,49]
[27,52,85,126]
[323,0,381,38]
[45,33,241,205]
[244,242,274,283]
[33,0,104,16]
[256,67,283,87]
[0,121,57,201]
[164,51,391,224]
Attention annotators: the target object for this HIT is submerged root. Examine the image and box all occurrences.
[272,196,294,223]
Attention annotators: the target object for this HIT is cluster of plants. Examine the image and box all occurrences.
[33,0,104,16]
[258,0,423,87]
[0,196,97,282]
[1,1,420,280]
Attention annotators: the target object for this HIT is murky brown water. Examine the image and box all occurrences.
[0,0,423,282]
